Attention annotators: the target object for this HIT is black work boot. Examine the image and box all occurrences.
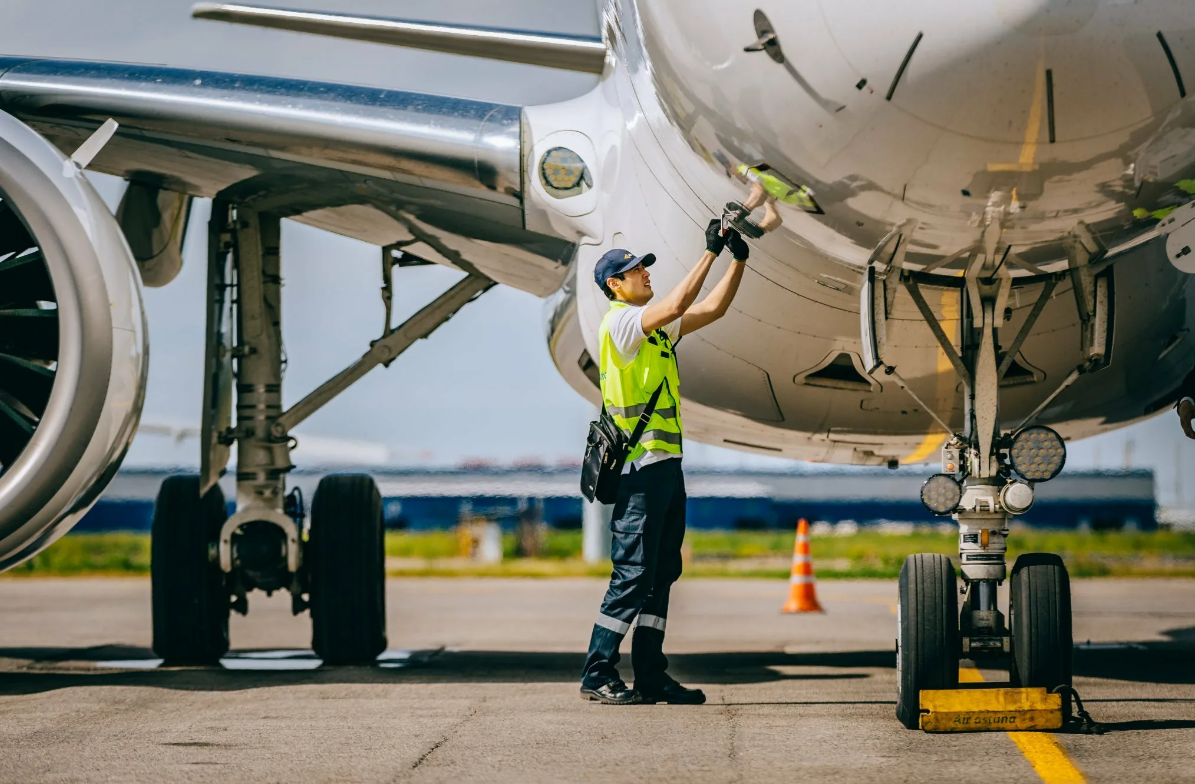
[636,675,706,705]
[580,679,643,705]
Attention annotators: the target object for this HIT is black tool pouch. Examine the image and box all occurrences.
[580,382,665,504]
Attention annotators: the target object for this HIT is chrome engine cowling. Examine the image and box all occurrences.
[0,110,147,570]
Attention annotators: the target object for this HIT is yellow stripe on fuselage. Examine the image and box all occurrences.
[902,286,960,464]
[987,51,1046,172]
[1019,58,1046,167]
[908,54,1046,463]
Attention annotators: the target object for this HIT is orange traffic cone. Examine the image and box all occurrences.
[782,519,824,613]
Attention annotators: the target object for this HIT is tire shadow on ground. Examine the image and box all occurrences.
[3,634,1193,697]
[1094,719,1195,732]
[0,646,887,695]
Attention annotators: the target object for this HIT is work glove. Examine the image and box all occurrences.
[1180,398,1195,440]
[726,228,749,262]
[705,218,727,255]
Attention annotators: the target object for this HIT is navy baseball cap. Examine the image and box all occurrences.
[594,248,656,290]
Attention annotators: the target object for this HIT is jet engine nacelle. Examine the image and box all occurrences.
[0,110,147,570]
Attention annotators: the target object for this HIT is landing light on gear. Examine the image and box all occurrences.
[921,474,962,516]
[999,481,1035,515]
[1008,425,1066,482]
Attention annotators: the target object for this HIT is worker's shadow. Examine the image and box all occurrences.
[417,648,887,687]
[0,645,885,697]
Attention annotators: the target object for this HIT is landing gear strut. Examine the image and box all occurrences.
[862,212,1110,726]
[149,200,493,665]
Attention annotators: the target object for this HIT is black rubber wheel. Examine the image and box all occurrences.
[1010,553,1072,701]
[309,474,387,665]
[896,553,960,729]
[151,475,229,665]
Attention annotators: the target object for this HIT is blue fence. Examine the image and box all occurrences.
[74,492,1156,533]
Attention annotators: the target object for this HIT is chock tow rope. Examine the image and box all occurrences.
[1052,686,1105,735]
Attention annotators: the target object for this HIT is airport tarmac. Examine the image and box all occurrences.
[0,577,1192,783]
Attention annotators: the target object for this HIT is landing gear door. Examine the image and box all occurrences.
[200,201,233,495]
[860,266,885,374]
[1088,271,1114,370]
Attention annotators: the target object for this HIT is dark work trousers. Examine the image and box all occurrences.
[581,458,687,690]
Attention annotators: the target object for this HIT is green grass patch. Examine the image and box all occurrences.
[5,529,1195,578]
[383,529,1195,579]
[385,530,587,561]
[2,532,151,576]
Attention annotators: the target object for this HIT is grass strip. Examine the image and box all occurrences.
[4,529,1195,579]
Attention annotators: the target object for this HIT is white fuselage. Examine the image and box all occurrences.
[539,0,1195,465]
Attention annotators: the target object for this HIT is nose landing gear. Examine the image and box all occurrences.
[862,219,1108,728]
[896,463,1074,728]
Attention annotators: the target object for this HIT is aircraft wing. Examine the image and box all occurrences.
[0,56,575,295]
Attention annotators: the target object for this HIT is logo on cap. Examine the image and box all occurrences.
[625,253,632,260]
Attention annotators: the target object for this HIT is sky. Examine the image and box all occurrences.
[4,0,1195,506]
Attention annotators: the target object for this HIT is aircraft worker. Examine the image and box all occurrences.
[579,219,750,705]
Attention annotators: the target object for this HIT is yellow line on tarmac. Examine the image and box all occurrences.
[1008,733,1086,784]
[958,666,1086,784]
[958,666,985,683]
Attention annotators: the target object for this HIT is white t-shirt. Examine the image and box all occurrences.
[605,305,682,472]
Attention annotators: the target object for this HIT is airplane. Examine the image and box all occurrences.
[1,0,1193,727]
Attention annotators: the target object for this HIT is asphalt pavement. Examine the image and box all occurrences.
[0,576,1192,783]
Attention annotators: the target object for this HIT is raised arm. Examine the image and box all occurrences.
[680,230,749,336]
[1178,366,1195,439]
[640,220,726,333]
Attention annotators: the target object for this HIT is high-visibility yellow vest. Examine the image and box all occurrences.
[598,301,683,463]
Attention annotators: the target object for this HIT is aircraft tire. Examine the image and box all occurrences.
[896,553,959,729]
[1010,553,1072,710]
[309,474,387,665]
[151,475,229,665]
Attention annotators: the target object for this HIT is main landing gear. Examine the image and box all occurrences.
[860,212,1109,727]
[150,200,493,665]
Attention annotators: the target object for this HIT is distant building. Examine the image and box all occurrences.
[79,467,1157,532]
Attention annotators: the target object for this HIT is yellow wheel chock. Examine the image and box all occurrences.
[919,687,1063,732]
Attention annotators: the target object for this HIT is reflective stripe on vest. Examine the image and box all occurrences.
[607,404,678,420]
[598,301,683,463]
[639,429,682,447]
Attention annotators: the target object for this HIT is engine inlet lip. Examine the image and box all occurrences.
[0,115,114,540]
